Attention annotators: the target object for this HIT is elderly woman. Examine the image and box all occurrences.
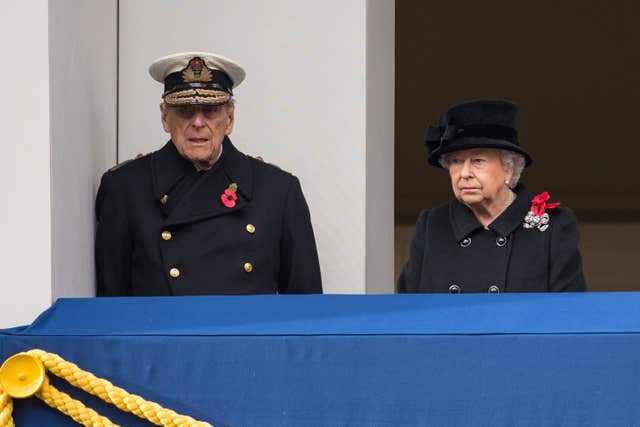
[398,100,586,293]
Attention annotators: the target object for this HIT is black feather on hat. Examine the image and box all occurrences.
[425,100,532,167]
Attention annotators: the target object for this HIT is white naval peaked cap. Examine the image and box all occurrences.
[148,51,246,106]
[149,51,245,87]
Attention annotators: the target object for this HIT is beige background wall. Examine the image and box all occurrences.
[396,0,640,219]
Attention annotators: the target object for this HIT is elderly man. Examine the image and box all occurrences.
[95,52,322,295]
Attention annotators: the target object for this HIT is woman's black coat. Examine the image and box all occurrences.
[398,185,586,293]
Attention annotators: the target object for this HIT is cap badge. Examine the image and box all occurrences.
[523,191,560,232]
[182,57,213,83]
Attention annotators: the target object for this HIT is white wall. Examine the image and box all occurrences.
[49,0,118,300]
[119,0,395,293]
[0,2,52,327]
[0,1,117,328]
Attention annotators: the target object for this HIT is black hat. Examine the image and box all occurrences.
[149,52,246,106]
[425,100,532,167]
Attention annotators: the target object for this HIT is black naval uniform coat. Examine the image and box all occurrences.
[398,185,586,293]
[95,137,322,296]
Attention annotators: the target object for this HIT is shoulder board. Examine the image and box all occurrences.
[248,154,281,170]
[109,152,150,172]
[109,158,135,172]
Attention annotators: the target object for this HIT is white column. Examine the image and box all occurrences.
[119,0,395,293]
[366,0,395,293]
[0,2,52,327]
[0,1,117,328]
[49,1,118,300]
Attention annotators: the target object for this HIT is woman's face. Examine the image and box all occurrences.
[447,148,513,209]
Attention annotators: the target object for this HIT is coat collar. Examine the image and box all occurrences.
[151,137,253,201]
[220,136,253,201]
[449,184,532,241]
[152,137,254,226]
[151,140,197,201]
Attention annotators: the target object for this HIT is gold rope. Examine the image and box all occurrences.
[0,350,212,427]
[28,350,211,427]
[0,386,14,427]
[36,377,117,427]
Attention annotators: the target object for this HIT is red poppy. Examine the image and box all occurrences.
[221,188,237,208]
[530,191,560,216]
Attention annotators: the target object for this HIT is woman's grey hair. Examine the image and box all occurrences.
[500,150,526,188]
[438,149,526,188]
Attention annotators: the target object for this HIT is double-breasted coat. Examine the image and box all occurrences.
[397,185,586,293]
[95,138,322,296]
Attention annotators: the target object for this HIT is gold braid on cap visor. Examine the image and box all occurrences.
[164,88,231,105]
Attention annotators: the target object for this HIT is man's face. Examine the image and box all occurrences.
[160,103,235,170]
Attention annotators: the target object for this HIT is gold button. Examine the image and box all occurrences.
[160,194,169,205]
[169,268,180,278]
[246,224,256,234]
[161,230,172,241]
[244,262,253,273]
